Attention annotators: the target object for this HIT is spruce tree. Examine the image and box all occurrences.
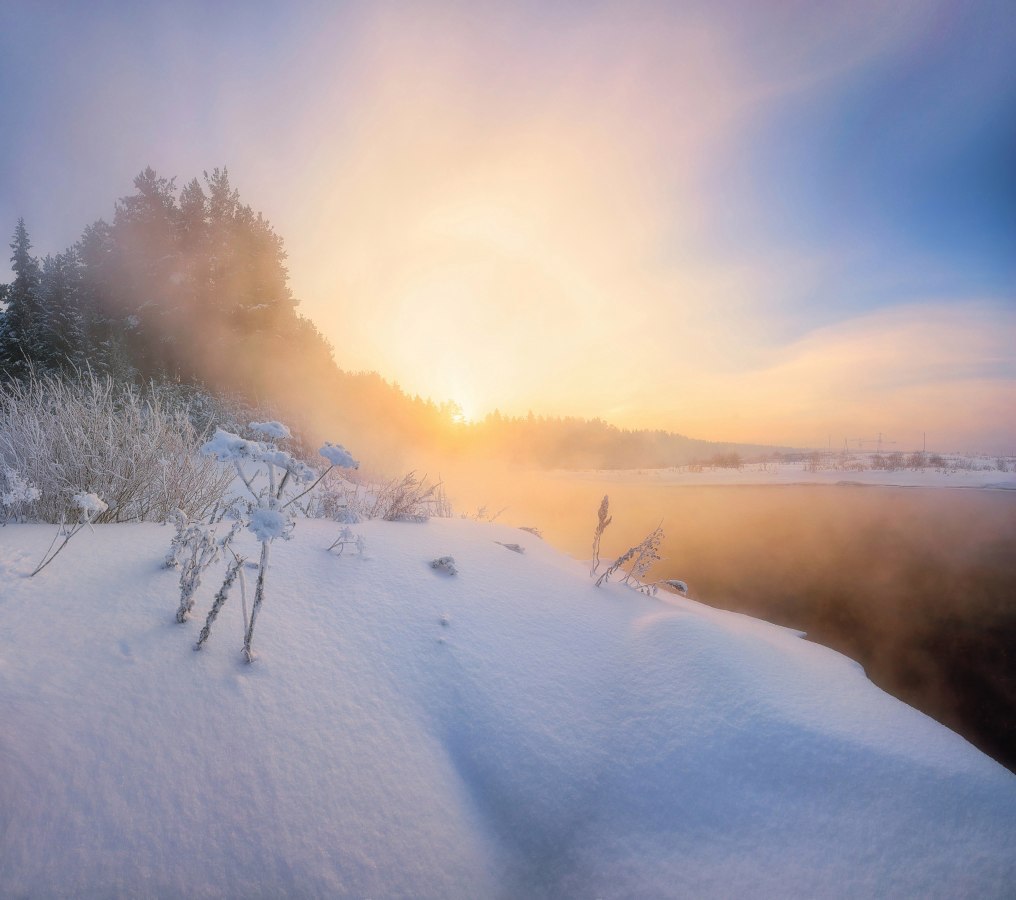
[110,167,182,377]
[39,250,85,371]
[0,219,44,378]
[75,219,130,378]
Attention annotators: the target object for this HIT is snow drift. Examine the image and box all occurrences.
[1,517,1014,898]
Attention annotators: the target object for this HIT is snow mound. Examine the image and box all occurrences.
[0,518,1013,898]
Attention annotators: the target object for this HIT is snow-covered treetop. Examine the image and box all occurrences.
[320,442,358,469]
[249,421,292,440]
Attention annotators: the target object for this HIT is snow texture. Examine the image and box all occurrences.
[0,518,1013,898]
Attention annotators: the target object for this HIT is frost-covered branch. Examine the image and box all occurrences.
[30,492,108,576]
[327,525,366,556]
[242,540,271,662]
[194,554,246,650]
[590,494,612,576]
[282,442,358,511]
[170,512,241,623]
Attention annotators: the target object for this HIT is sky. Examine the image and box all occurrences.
[1,0,1014,452]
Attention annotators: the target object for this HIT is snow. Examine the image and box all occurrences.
[1,467,40,507]
[72,491,108,515]
[259,448,315,482]
[1,517,1014,898]
[319,441,358,469]
[200,427,264,463]
[201,428,315,483]
[247,506,291,542]
[249,420,292,439]
[557,458,1016,490]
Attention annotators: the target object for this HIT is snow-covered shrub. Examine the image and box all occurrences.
[362,471,451,521]
[906,451,927,469]
[1,466,41,523]
[198,424,358,661]
[0,371,232,523]
[495,541,525,554]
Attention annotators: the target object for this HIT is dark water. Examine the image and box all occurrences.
[448,474,1016,771]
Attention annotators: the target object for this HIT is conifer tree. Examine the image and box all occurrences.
[0,219,44,378]
[75,219,132,378]
[109,167,182,377]
[39,250,86,371]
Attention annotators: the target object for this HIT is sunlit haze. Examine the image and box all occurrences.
[2,1,1013,451]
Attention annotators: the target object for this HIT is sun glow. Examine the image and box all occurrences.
[270,2,1016,452]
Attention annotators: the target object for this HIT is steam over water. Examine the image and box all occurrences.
[447,473,1016,771]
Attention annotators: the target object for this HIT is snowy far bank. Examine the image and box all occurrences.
[553,454,1016,490]
[1,517,1014,898]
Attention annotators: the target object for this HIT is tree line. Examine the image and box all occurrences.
[0,167,334,391]
[1,168,782,470]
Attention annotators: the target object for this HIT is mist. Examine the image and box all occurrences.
[442,470,1016,771]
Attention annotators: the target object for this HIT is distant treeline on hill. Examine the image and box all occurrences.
[0,167,787,471]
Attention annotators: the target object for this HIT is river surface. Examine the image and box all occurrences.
[446,473,1016,771]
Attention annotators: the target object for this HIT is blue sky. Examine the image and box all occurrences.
[1,0,1014,450]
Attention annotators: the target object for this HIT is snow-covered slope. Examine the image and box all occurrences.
[1,518,1014,898]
